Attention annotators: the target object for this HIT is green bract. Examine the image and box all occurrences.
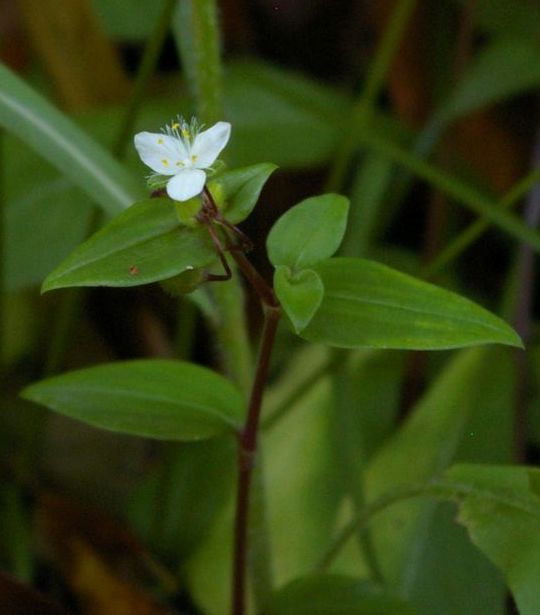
[207,162,277,224]
[267,193,349,270]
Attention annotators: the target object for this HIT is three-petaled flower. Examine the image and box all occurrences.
[134,118,231,202]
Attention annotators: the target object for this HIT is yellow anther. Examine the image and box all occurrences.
[171,122,180,130]
[176,161,183,167]
[157,138,164,144]
[191,154,198,163]
[181,128,191,138]
[162,159,169,166]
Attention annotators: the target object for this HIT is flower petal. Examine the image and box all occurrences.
[134,131,189,175]
[166,169,207,201]
[190,121,231,168]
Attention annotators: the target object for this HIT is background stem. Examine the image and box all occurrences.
[113,0,178,158]
[326,0,417,192]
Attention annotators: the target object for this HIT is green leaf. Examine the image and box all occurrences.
[224,60,351,169]
[22,360,243,440]
[267,575,416,614]
[42,198,217,291]
[301,258,522,350]
[128,437,236,559]
[363,349,506,594]
[274,266,324,333]
[340,153,394,258]
[267,194,349,270]
[91,0,164,40]
[209,162,277,224]
[446,464,540,615]
[0,63,142,215]
[471,0,540,38]
[185,347,343,613]
[404,346,515,615]
[6,179,94,292]
[443,38,540,122]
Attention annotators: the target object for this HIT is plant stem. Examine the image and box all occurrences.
[360,131,540,252]
[113,0,178,157]
[220,242,280,615]
[509,121,540,461]
[0,130,4,369]
[326,0,417,192]
[424,165,540,276]
[177,3,277,608]
[42,0,174,375]
[232,303,280,615]
[262,353,342,430]
[316,482,447,572]
[173,0,224,122]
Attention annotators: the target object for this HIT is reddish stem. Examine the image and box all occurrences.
[232,304,280,615]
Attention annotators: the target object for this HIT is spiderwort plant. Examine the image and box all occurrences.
[134,117,231,201]
[23,117,524,615]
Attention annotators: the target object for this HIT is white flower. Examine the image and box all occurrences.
[134,118,231,201]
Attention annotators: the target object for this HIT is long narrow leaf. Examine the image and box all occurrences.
[362,131,540,253]
[0,63,143,215]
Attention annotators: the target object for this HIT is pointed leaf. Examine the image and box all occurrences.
[42,198,216,291]
[274,266,324,333]
[209,163,277,224]
[267,194,349,270]
[301,258,522,350]
[22,360,243,441]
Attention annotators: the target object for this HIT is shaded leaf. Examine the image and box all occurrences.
[471,0,540,40]
[6,179,94,292]
[447,464,540,615]
[128,438,236,560]
[22,360,242,441]
[0,571,67,615]
[443,38,540,121]
[224,60,351,168]
[403,346,515,615]
[267,574,416,615]
[185,347,342,613]
[361,348,512,609]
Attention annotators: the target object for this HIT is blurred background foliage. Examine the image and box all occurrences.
[2,0,540,613]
